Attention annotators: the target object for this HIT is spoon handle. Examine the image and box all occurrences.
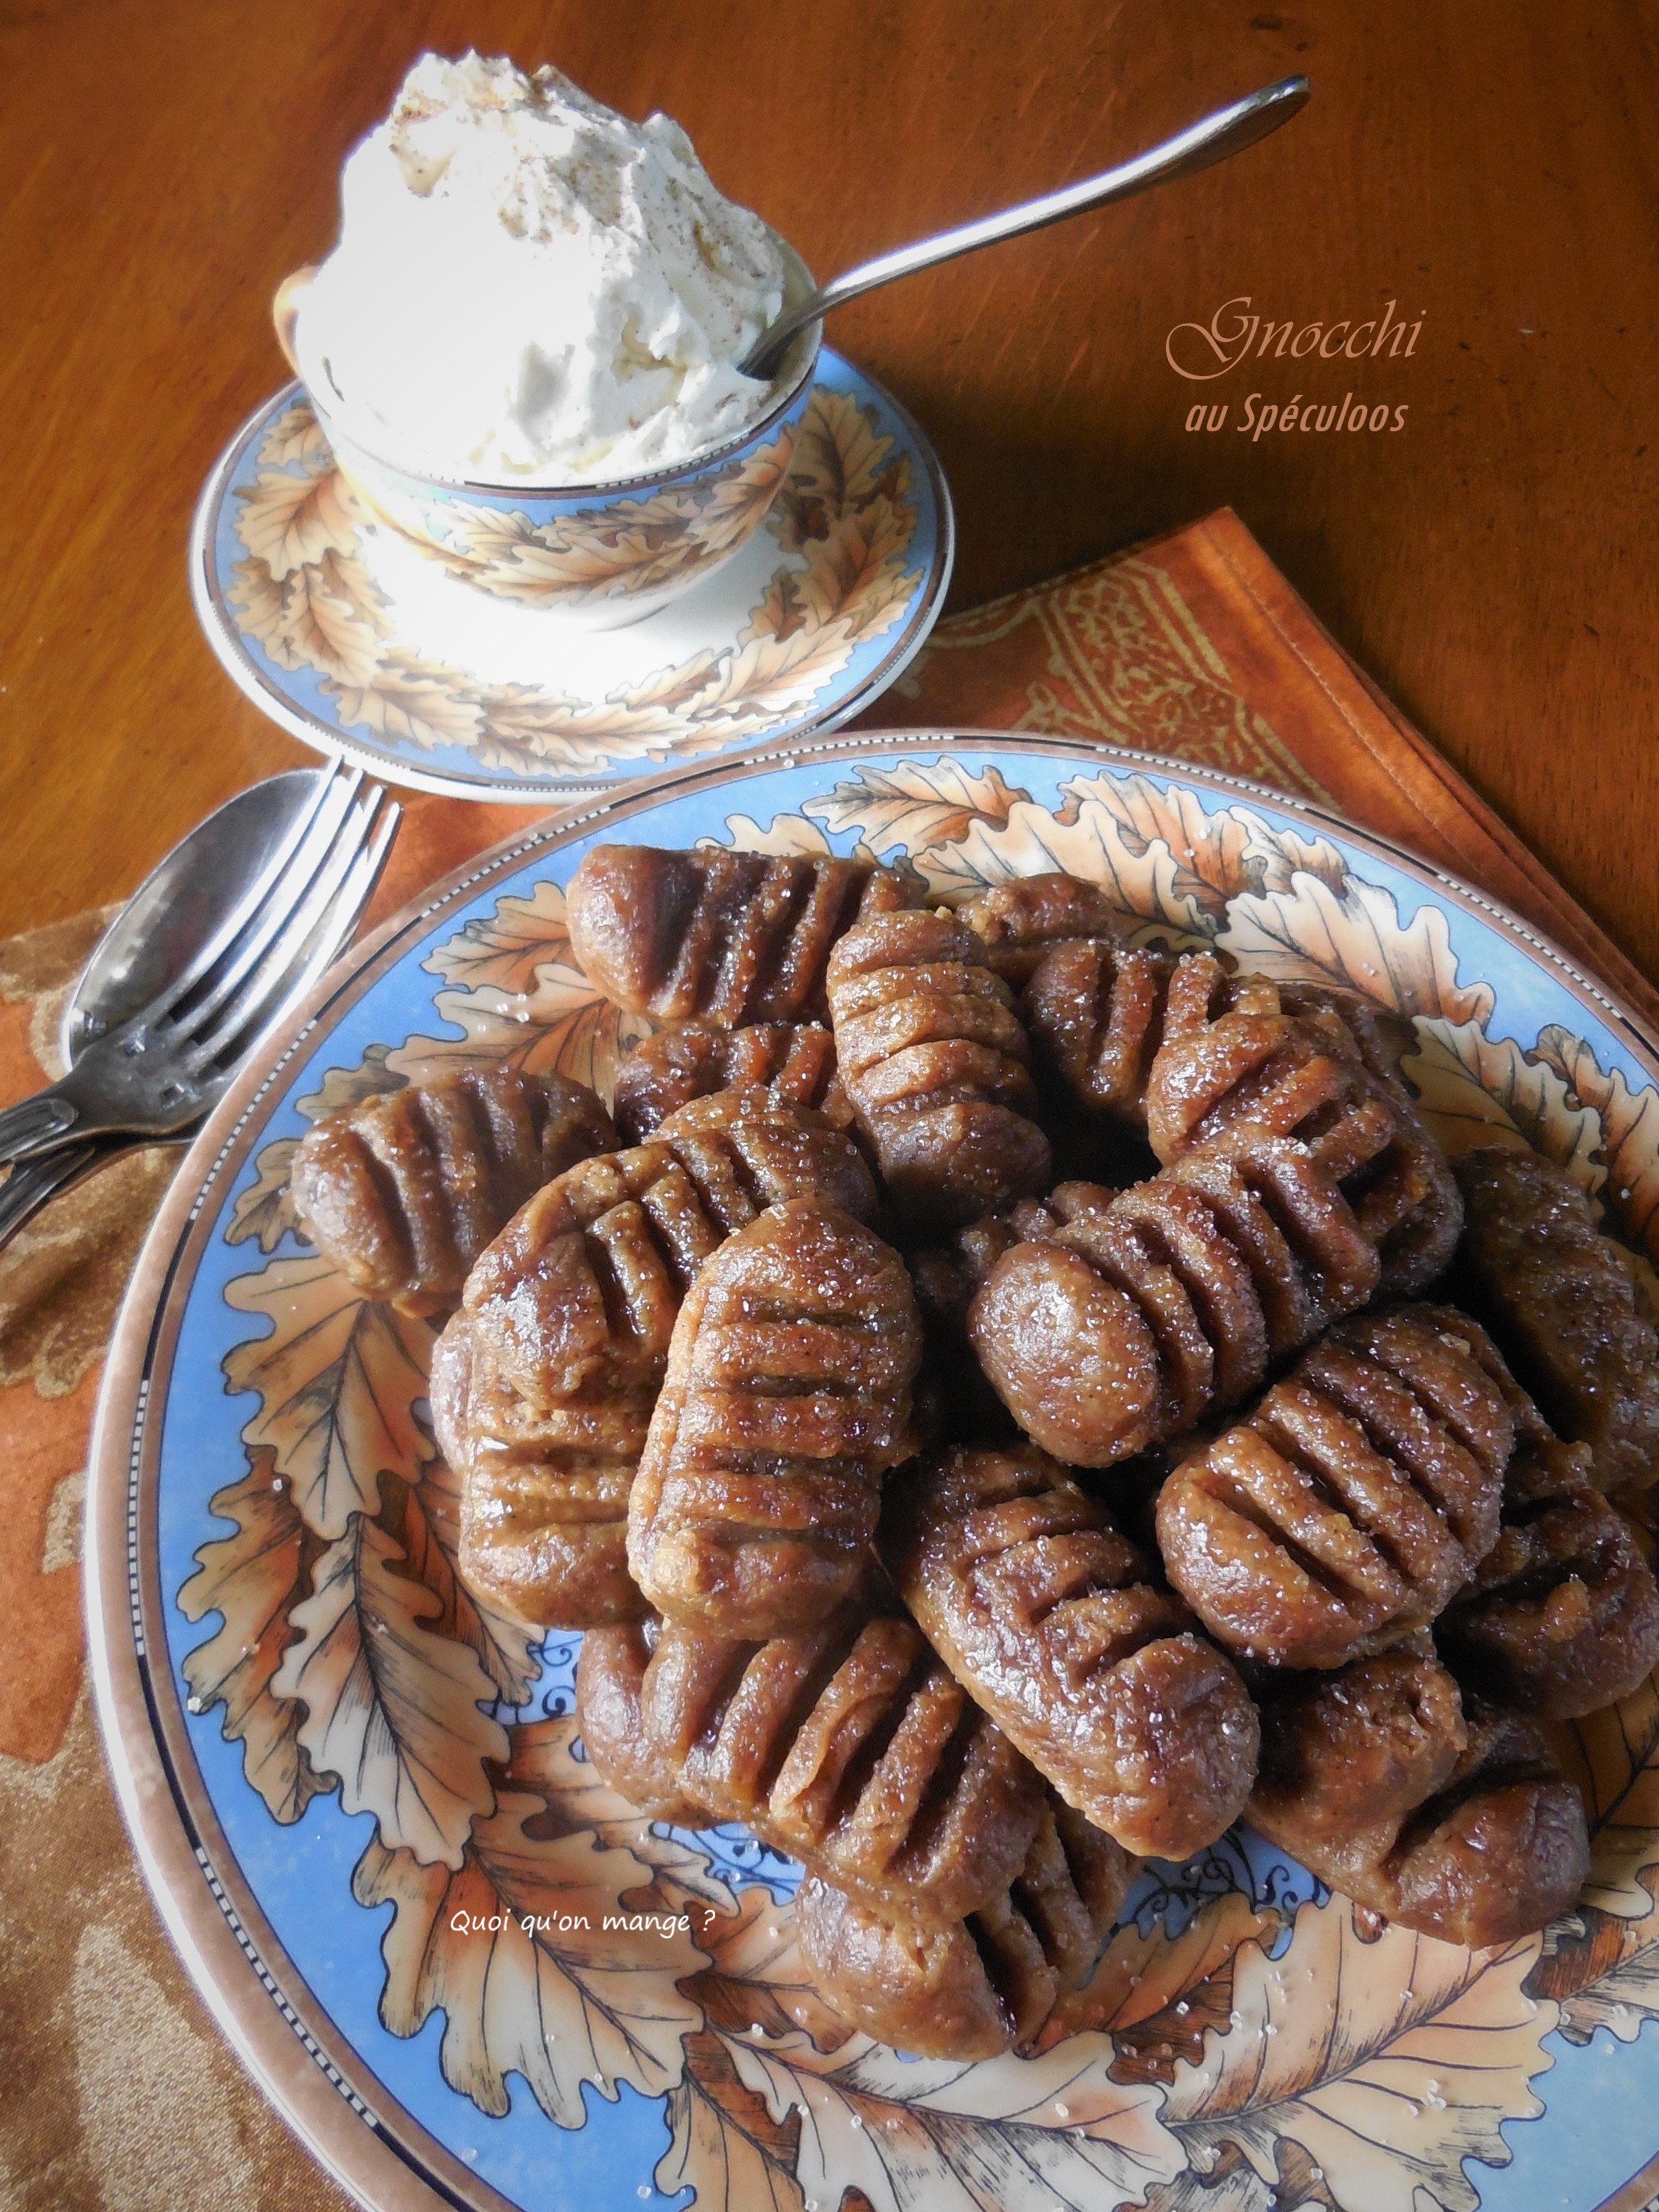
[741,73,1309,380]
[0,1140,105,1252]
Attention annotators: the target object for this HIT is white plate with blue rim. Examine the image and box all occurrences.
[190,354,953,804]
[89,729,1659,2212]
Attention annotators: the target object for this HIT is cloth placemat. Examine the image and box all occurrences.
[0,507,1647,2211]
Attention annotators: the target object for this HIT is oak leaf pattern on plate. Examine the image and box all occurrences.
[224,1135,302,1254]
[656,2044,804,2212]
[354,1795,706,2121]
[1053,772,1261,926]
[1528,1670,1659,2044]
[1237,817,1352,902]
[272,1510,506,1869]
[417,880,587,1003]
[236,465,367,581]
[176,1448,332,1824]
[1538,1885,1659,2050]
[439,489,706,603]
[705,813,841,862]
[230,552,388,691]
[178,762,1659,2212]
[1043,1891,1277,2058]
[277,558,388,690]
[921,793,1213,942]
[225,390,923,777]
[222,1253,435,1537]
[1552,1675,1659,1920]
[727,2019,1184,2212]
[804,760,1032,867]
[1533,1023,1659,1267]
[774,387,906,548]
[508,1718,738,1917]
[330,652,491,754]
[260,397,333,473]
[1160,1899,1557,2212]
[1218,870,1494,1025]
[661,1906,860,2212]
[387,1456,542,1710]
[432,432,794,608]
[1401,1018,1605,1183]
[294,1045,408,1124]
[662,1880,1187,2212]
[781,495,916,633]
[388,878,654,1098]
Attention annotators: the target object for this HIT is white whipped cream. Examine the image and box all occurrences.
[297,53,796,483]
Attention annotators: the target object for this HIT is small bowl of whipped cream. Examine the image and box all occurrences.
[277,54,821,629]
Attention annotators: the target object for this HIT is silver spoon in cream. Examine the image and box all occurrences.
[739,74,1310,382]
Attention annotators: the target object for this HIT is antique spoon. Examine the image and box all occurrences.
[0,765,396,1246]
[740,74,1310,381]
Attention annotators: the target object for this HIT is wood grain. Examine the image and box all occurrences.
[1,1,1654,977]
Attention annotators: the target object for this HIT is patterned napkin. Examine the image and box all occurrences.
[0,510,1644,2210]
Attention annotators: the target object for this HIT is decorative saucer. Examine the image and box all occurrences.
[189,352,953,801]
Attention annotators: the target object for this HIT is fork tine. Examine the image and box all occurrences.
[162,764,366,1047]
[224,807,402,1052]
[187,782,383,1066]
[189,789,399,1068]
[141,761,351,1030]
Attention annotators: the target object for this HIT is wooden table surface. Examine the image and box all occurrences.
[2,1,1654,971]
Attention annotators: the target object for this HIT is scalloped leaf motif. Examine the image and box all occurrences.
[420,878,579,1001]
[1533,1871,1659,2049]
[433,430,797,611]
[778,496,917,635]
[1401,1018,1605,1185]
[224,1136,302,1254]
[1235,812,1352,900]
[773,386,905,551]
[261,399,333,472]
[658,2049,804,2212]
[272,1511,505,1869]
[440,489,709,605]
[1534,1025,1659,1266]
[1162,1898,1556,2212]
[688,1886,858,2054]
[1055,774,1260,925]
[330,652,489,753]
[726,2020,1183,2212]
[1217,873,1494,1024]
[509,1719,739,1918]
[235,465,367,581]
[176,1450,331,1824]
[1552,1675,1659,1920]
[708,814,839,865]
[653,1890,847,2211]
[390,878,653,1101]
[921,795,1212,944]
[1044,1891,1278,2054]
[355,1795,706,2122]
[222,1254,435,1538]
[387,1458,542,1710]
[224,390,923,778]
[281,558,388,687]
[804,761,1031,862]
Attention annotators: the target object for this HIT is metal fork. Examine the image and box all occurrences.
[0,762,399,1235]
[0,1140,105,1249]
